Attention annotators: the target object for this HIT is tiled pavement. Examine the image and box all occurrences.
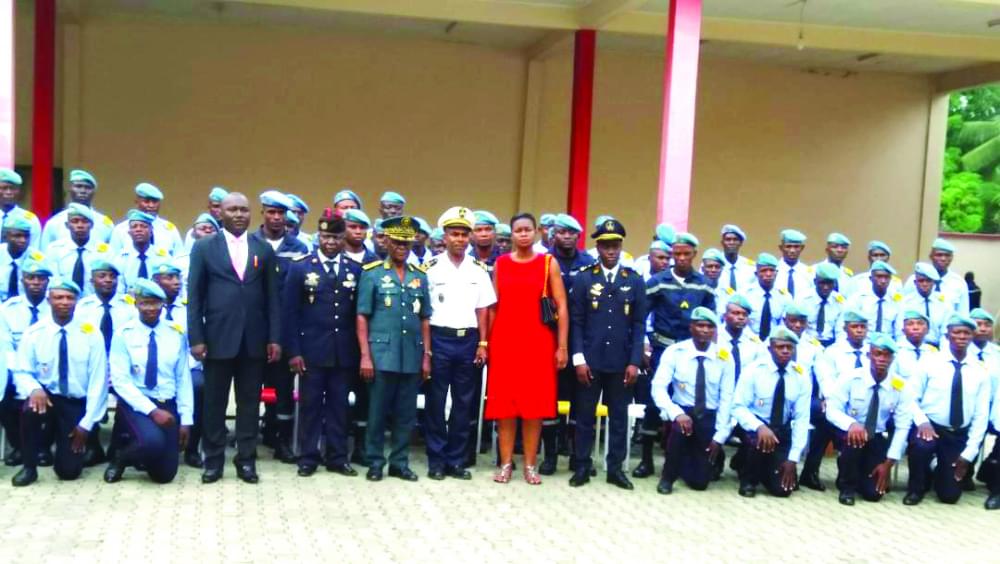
[0,442,995,563]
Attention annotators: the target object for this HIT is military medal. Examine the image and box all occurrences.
[624,303,630,316]
[384,296,392,308]
[438,293,444,303]
[590,283,603,297]
[413,299,421,314]
[591,300,598,310]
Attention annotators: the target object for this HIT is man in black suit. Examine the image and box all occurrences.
[188,193,282,484]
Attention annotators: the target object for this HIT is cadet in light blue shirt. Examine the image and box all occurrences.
[968,308,1000,510]
[40,169,114,250]
[286,193,314,251]
[775,229,811,298]
[114,210,171,293]
[892,309,939,383]
[846,260,903,335]
[845,241,900,298]
[799,262,845,347]
[47,204,114,296]
[902,238,969,315]
[826,334,907,505]
[816,309,870,398]
[731,326,812,498]
[182,187,227,252]
[0,168,42,251]
[11,279,108,487]
[0,214,44,301]
[103,279,192,484]
[895,262,950,346]
[718,224,755,292]
[109,183,184,256]
[812,232,854,292]
[744,253,789,340]
[898,314,991,506]
[75,260,136,355]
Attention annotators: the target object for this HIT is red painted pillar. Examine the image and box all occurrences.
[31,0,55,220]
[655,0,702,231]
[566,29,596,244]
[0,0,14,169]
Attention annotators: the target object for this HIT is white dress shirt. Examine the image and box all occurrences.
[224,229,249,280]
[426,254,496,330]
[110,318,194,425]
[732,357,812,463]
[651,339,735,444]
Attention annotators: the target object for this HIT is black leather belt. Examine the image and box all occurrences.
[431,326,477,338]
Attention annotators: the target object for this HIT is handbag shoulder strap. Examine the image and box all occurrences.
[542,254,550,298]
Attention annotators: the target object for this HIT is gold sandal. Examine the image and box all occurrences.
[493,463,513,484]
[523,465,542,485]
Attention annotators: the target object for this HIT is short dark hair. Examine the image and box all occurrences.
[510,212,536,228]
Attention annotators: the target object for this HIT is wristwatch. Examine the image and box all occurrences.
[478,341,489,348]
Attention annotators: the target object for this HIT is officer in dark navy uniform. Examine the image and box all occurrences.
[634,232,716,478]
[283,208,361,477]
[568,218,645,490]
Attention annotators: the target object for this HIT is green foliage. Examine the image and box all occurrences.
[940,172,984,233]
[940,84,1000,233]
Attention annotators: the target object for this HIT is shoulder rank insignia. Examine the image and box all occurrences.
[747,259,756,266]
[892,275,901,283]
[426,257,439,268]
[750,335,761,343]
[718,349,730,361]
[124,294,136,305]
[811,338,821,347]
[164,221,176,231]
[171,323,185,334]
[937,294,945,302]
[725,287,735,295]
[97,243,109,253]
[892,292,902,303]
[363,260,382,271]
[156,247,168,257]
[620,269,628,279]
[591,266,600,275]
[103,216,114,227]
[778,288,788,296]
[807,266,814,274]
[680,300,690,309]
[844,267,854,276]
[835,294,845,304]
[793,364,804,375]
[29,250,44,261]
[927,344,938,352]
[890,376,905,391]
[293,254,310,262]
[22,210,36,220]
[80,322,95,335]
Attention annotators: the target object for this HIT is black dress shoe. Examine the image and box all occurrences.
[184,451,204,469]
[631,460,655,478]
[428,468,446,481]
[326,463,358,477]
[445,466,472,480]
[235,464,259,484]
[960,473,976,492]
[903,492,924,506]
[656,478,673,495]
[83,447,107,468]
[350,449,369,467]
[738,483,756,498]
[568,469,590,487]
[297,465,317,477]
[538,458,557,476]
[4,448,22,467]
[985,494,1000,510]
[202,467,223,484]
[11,467,38,487]
[799,472,826,491]
[37,451,53,467]
[104,461,126,483]
[388,466,418,482]
[839,492,856,506]
[366,467,383,481]
[274,443,297,464]
[608,471,634,491]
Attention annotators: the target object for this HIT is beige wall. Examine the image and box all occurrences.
[945,235,1000,320]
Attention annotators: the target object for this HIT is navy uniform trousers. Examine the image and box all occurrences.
[664,407,718,490]
[184,367,204,458]
[979,426,999,493]
[365,371,420,470]
[118,400,180,483]
[1,380,22,455]
[20,393,86,479]
[741,425,793,497]
[202,341,264,470]
[802,386,834,478]
[834,430,889,501]
[297,366,351,467]
[907,423,970,504]
[636,345,668,440]
[572,370,629,472]
[425,329,478,472]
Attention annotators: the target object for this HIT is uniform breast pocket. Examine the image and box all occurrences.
[125,342,149,372]
[848,396,869,418]
[369,332,391,356]
[377,286,399,306]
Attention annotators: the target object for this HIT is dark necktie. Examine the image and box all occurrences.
[875,297,884,333]
[759,292,772,340]
[915,347,921,360]
[770,366,787,426]
[730,338,742,382]
[853,349,863,368]
[978,348,984,362]
[728,260,737,291]
[72,247,86,289]
[787,267,795,297]
[864,383,880,435]
[950,360,963,429]
[324,260,334,275]
[165,304,174,321]
[816,297,827,336]
[29,305,39,324]
[935,279,941,292]
[924,296,930,318]
[692,356,707,419]
[607,272,613,285]
[138,252,148,279]
[7,260,18,298]
[58,328,69,395]
[145,329,158,389]
[100,302,113,353]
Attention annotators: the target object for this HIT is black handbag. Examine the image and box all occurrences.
[541,254,558,327]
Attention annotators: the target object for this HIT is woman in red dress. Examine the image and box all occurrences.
[486,213,569,484]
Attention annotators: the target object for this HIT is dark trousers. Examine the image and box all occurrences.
[185,368,204,456]
[1,379,22,451]
[802,398,833,475]
[835,431,889,501]
[365,370,420,470]
[906,423,970,504]
[425,332,478,471]
[572,370,629,472]
[664,408,717,490]
[982,431,1000,494]
[20,393,85,479]
[202,346,264,470]
[742,425,793,497]
[118,400,180,483]
[637,346,667,437]
[349,367,370,446]
[298,366,351,467]
[263,354,295,438]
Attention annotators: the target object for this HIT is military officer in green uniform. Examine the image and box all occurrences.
[357,216,432,482]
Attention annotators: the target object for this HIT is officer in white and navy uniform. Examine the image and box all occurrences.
[109,182,184,256]
[716,294,764,477]
[893,309,939,383]
[846,260,903,336]
[40,169,115,251]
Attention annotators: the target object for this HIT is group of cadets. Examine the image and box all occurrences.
[0,166,998,511]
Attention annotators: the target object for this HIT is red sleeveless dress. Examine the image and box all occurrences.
[485,253,557,420]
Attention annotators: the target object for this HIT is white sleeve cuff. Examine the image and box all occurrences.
[572,353,586,367]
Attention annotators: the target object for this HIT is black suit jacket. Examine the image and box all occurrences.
[187,231,281,360]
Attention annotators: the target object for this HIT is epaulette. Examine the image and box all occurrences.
[891,292,902,303]
[582,264,597,274]
[471,258,488,271]
[835,293,845,304]
[891,275,901,283]
[844,267,854,276]
[292,254,310,262]
[811,338,821,347]
[124,294,136,305]
[926,344,938,352]
[22,210,37,221]
[164,221,177,231]
[427,257,440,269]
[80,322,96,336]
[413,262,429,273]
[363,260,383,271]
[102,216,114,227]
[342,255,361,265]
[96,243,109,253]
[170,322,185,335]
[749,335,761,343]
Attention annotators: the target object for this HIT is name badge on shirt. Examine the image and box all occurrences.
[39,363,49,376]
[132,364,142,376]
[757,399,765,407]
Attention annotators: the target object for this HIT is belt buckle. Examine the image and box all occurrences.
[457,329,467,337]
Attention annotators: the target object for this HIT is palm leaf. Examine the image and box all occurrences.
[961,136,1000,173]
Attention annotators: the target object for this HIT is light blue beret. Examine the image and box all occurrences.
[720,224,746,240]
[89,258,119,274]
[47,277,80,295]
[867,240,891,255]
[869,260,896,276]
[151,258,183,277]
[594,215,614,227]
[373,218,384,233]
[727,294,752,313]
[66,203,93,222]
[69,169,97,188]
[260,190,293,210]
[770,326,800,345]
[135,182,163,200]
[414,217,432,236]
[842,308,869,324]
[827,232,851,246]
[970,308,995,324]
[756,252,779,268]
[496,223,511,237]
[869,333,898,353]
[553,213,582,232]
[539,213,557,227]
[285,210,300,226]
[946,313,976,330]
[689,306,718,326]
[780,229,807,244]
[21,257,53,277]
[3,214,32,232]
[913,262,941,282]
[132,278,166,301]
[814,262,840,281]
[0,168,23,185]
[208,187,228,203]
[931,238,955,254]
[474,210,500,227]
[901,309,929,323]
[649,240,671,252]
[193,213,219,229]
[334,189,362,208]
[701,247,724,264]
[126,209,155,225]
[782,301,808,318]
[674,232,699,248]
[655,223,676,245]
[343,209,371,228]
[429,227,444,241]
[380,191,406,205]
[286,194,309,213]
